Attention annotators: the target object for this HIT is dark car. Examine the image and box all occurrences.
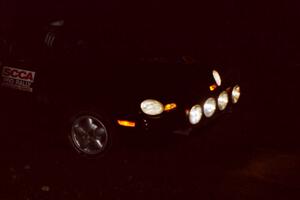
[0,16,241,157]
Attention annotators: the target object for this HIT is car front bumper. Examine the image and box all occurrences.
[115,83,241,136]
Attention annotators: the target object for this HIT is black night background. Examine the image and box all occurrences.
[0,0,299,199]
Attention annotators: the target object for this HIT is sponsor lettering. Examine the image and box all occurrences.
[1,66,36,92]
[2,67,35,82]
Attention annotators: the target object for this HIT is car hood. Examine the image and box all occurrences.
[57,63,214,114]
[112,64,212,97]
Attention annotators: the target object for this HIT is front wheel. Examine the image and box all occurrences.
[68,113,114,157]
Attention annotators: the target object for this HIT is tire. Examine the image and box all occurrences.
[66,109,117,158]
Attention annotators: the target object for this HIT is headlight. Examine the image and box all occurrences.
[212,70,221,86]
[231,85,241,104]
[218,91,229,111]
[140,99,164,116]
[203,97,216,117]
[189,104,202,125]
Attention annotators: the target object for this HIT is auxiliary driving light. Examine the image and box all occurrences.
[231,85,241,104]
[189,104,202,125]
[218,91,229,111]
[203,97,216,117]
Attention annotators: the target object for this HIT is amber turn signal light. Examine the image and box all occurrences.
[164,103,177,111]
[117,120,136,127]
[209,84,217,91]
